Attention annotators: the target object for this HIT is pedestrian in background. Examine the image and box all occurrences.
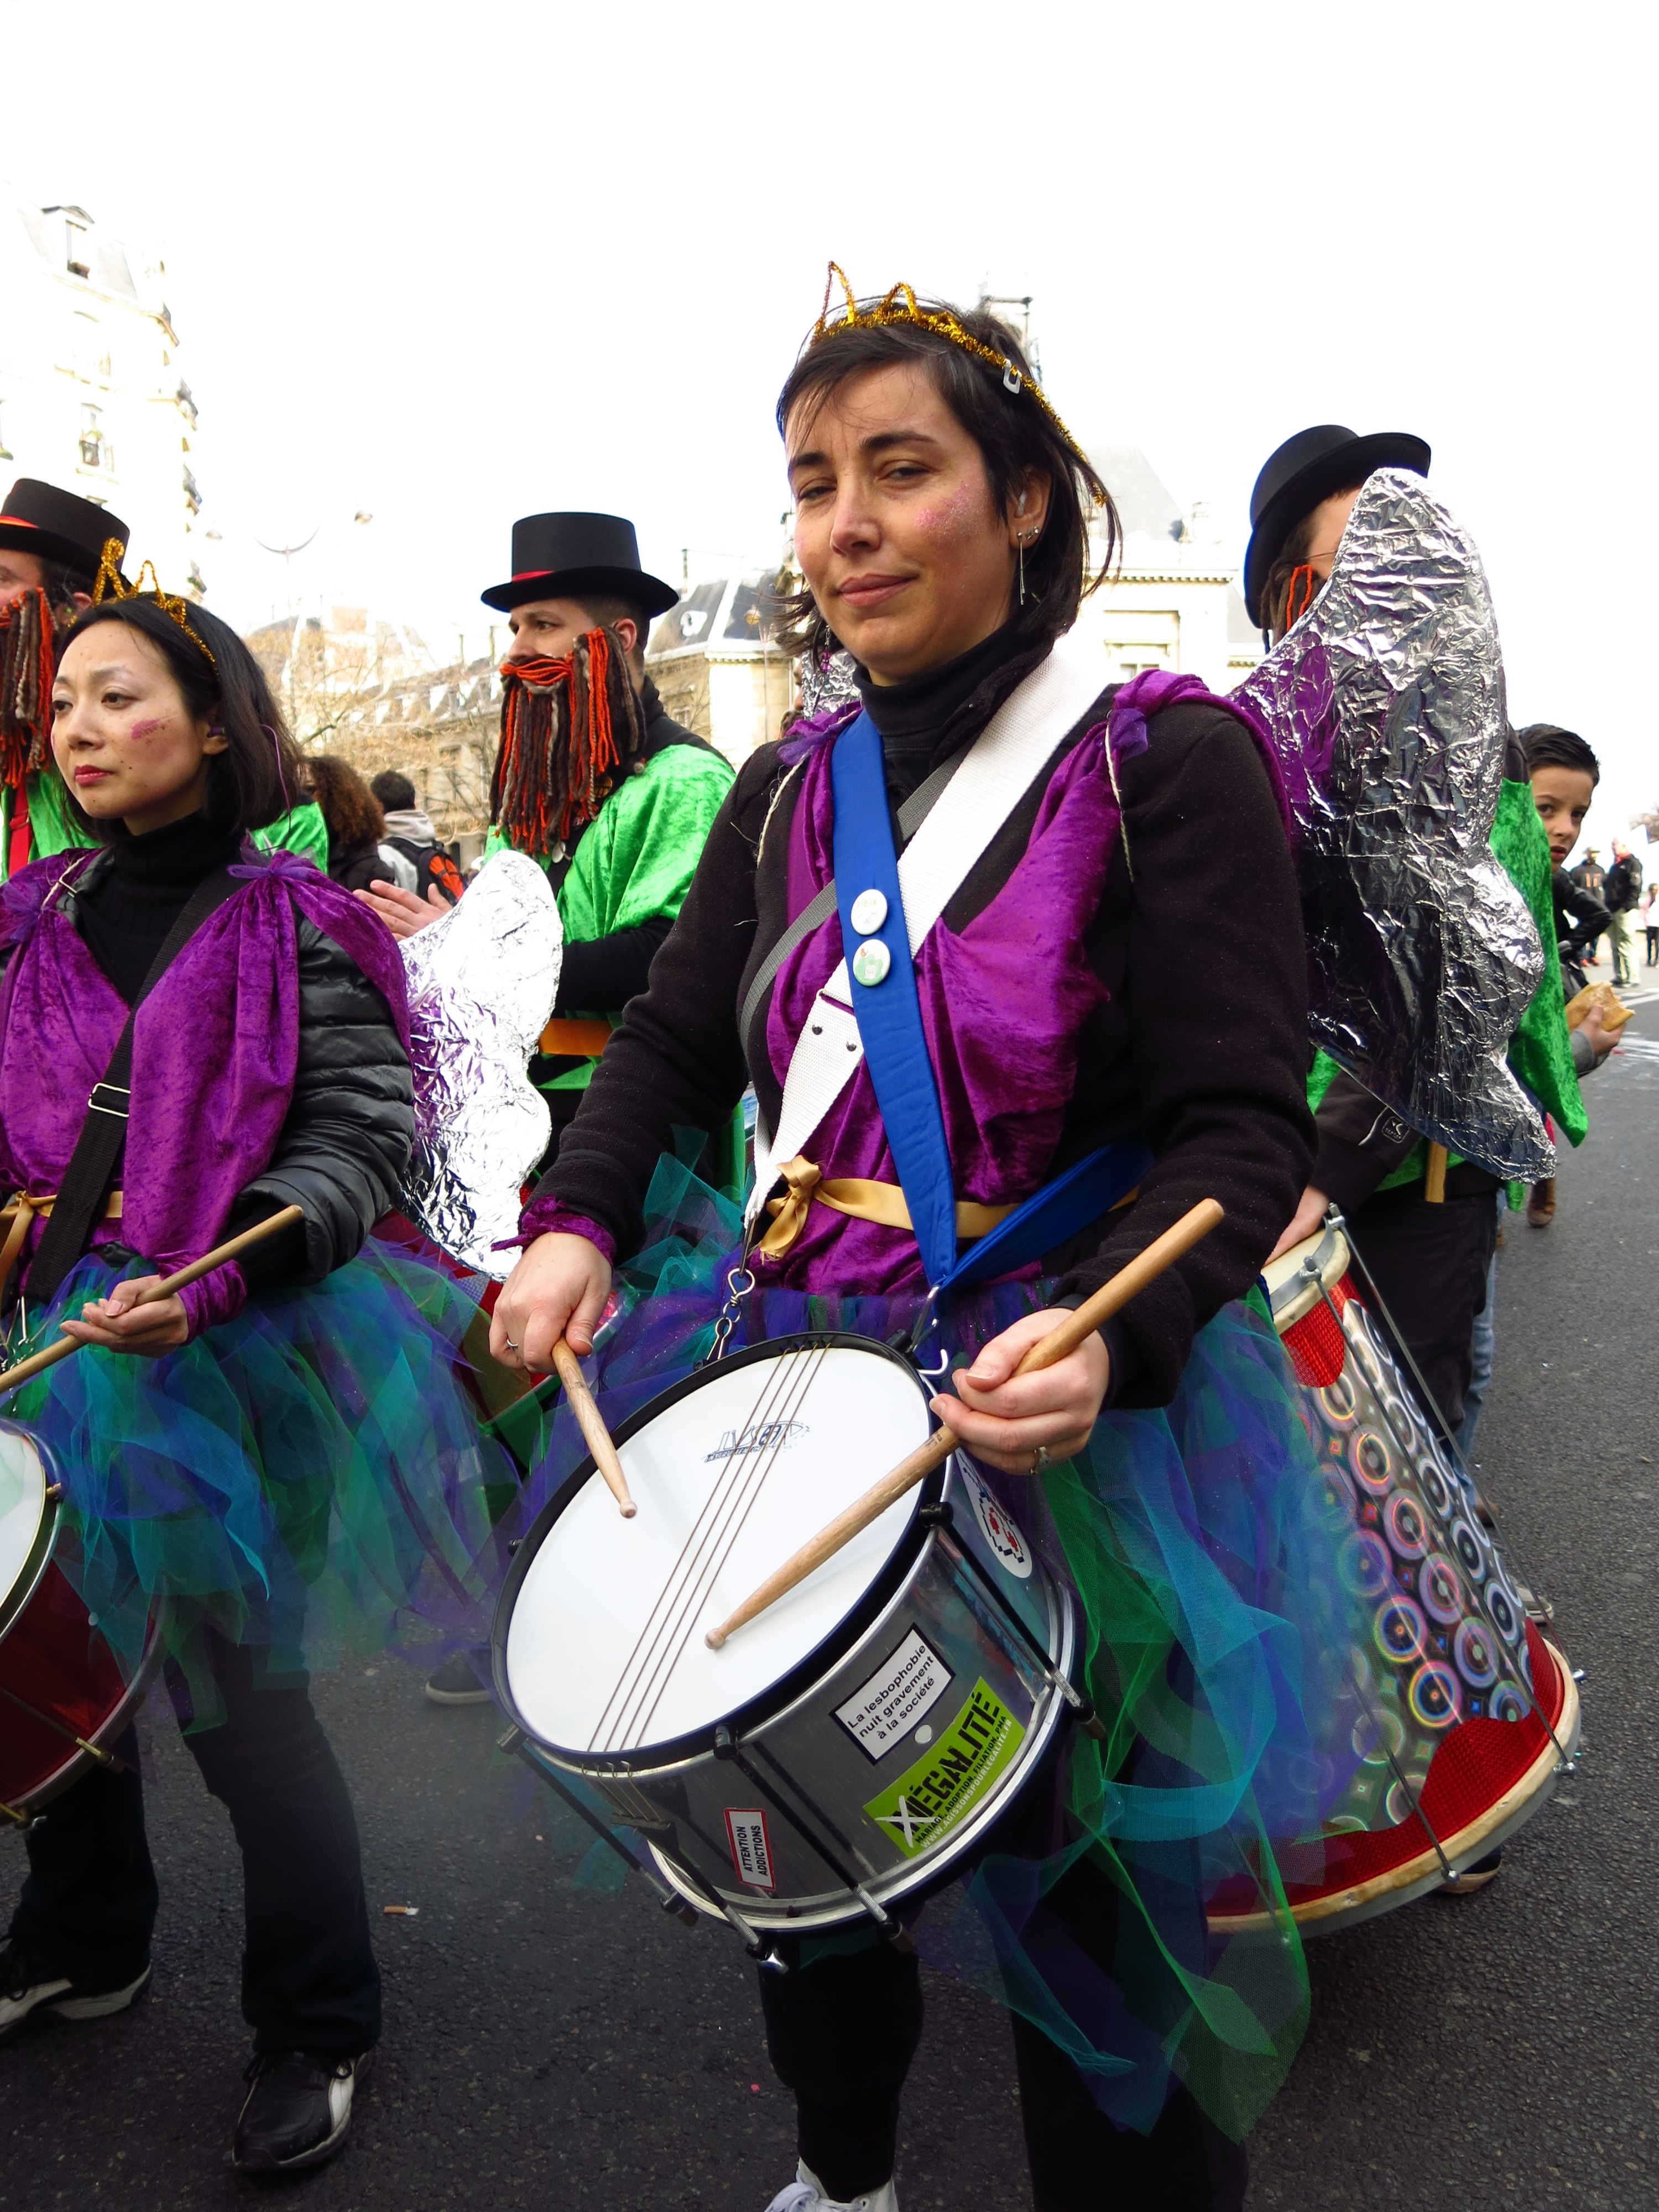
[369,770,462,907]
[1604,839,1643,987]
[1644,881,1659,967]
[309,756,407,894]
[1571,846,1608,963]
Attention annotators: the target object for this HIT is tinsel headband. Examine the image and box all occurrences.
[92,536,217,668]
[808,262,1093,479]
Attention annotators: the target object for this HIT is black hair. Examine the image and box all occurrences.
[371,769,417,811]
[771,298,1117,661]
[46,558,97,611]
[1520,723,1600,785]
[56,597,306,841]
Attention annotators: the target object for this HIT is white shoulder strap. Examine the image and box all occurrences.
[748,628,1109,1224]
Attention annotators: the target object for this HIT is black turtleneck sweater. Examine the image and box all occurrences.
[74,814,243,1005]
[855,618,1021,810]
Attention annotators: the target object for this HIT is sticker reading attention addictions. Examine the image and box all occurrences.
[834,1626,955,1760]
[724,1808,775,1891]
[863,1680,1026,1858]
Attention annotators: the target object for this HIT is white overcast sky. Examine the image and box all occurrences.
[4,1,1653,841]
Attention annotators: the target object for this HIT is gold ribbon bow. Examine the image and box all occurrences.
[0,1190,123,1300]
[757,1155,1015,1262]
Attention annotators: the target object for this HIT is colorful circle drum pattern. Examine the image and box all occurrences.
[1300,1292,1535,1833]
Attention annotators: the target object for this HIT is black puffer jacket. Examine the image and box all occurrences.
[228,914,413,1285]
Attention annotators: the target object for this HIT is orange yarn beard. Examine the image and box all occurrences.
[0,588,55,791]
[489,626,645,853]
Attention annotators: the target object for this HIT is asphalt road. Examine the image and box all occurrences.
[4,1006,1656,2212]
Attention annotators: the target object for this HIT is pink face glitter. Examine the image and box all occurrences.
[129,717,164,742]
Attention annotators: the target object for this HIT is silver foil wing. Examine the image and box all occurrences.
[399,850,562,1278]
[1237,468,1551,1182]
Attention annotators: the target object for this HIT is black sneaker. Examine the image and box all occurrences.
[233,2048,373,2173]
[423,1649,491,1705]
[0,1936,150,2043]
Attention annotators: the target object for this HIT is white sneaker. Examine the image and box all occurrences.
[765,2157,899,2211]
[0,1938,150,2043]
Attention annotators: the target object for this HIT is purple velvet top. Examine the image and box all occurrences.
[523,669,1286,1296]
[0,847,409,1337]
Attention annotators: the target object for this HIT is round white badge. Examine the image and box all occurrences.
[852,940,891,987]
[850,888,889,936]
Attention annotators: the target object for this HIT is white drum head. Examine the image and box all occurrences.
[504,1342,933,1757]
[0,1425,48,1613]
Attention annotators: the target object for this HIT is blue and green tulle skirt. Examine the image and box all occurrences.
[6,1238,512,1722]
[504,1152,1367,2141]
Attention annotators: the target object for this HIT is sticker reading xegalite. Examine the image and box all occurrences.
[724,1808,776,1891]
[863,1680,1026,1859]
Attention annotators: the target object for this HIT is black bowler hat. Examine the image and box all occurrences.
[0,477,129,583]
[1243,425,1431,627]
[480,510,679,618]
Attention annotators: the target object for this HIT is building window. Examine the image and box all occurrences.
[65,218,90,278]
[79,403,107,469]
[182,466,202,515]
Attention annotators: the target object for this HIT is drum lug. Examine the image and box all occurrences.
[44,1482,64,1502]
[496,1723,523,1754]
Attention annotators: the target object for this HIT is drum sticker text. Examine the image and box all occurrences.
[863,1680,1026,1858]
[834,1626,954,1760]
[724,1808,776,1890]
[961,1464,1032,1579]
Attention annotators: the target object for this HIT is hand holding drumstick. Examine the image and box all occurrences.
[707,1199,1224,1650]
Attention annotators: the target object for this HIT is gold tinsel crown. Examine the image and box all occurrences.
[808,263,1092,477]
[92,537,216,667]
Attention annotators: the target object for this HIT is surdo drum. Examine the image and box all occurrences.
[0,1421,160,1824]
[493,1333,1083,1941]
[1208,1222,1581,1935]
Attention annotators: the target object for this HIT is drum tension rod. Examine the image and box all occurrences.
[497,1725,698,1929]
[0,1798,28,1828]
[714,1725,914,1953]
[919,1503,1108,1743]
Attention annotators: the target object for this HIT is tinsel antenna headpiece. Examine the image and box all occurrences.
[810,262,1094,479]
[92,536,216,667]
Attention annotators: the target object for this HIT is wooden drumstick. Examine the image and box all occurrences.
[0,1204,307,1400]
[550,1338,636,1518]
[705,1197,1224,1650]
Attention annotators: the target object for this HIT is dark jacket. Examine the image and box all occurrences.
[1553,864,1611,965]
[328,836,388,896]
[1604,854,1643,915]
[535,645,1314,1406]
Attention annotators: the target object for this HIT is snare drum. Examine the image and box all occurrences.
[493,1333,1079,1938]
[1211,1225,1580,1934]
[0,1422,161,1824]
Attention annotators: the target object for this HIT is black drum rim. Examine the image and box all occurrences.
[492,1331,948,1771]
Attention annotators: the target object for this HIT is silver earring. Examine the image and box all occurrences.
[1016,527,1037,607]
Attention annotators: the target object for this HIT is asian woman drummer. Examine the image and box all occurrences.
[0,561,500,2174]
[492,270,1340,2212]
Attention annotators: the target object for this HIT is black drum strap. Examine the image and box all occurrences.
[24,865,244,1306]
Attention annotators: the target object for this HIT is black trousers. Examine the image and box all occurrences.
[8,1634,380,2055]
[1343,1180,1500,1439]
[758,1760,1248,2211]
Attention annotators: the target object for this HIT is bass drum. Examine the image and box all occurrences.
[1209,1223,1580,1937]
[493,1332,1080,1936]
[0,1421,163,1824]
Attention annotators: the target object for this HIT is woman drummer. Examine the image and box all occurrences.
[494,275,1329,2212]
[0,566,498,2173]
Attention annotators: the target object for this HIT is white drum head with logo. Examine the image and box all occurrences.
[0,1426,48,1624]
[505,1343,933,1758]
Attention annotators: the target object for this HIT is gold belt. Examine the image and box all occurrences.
[0,1188,124,1297]
[757,1156,1014,1261]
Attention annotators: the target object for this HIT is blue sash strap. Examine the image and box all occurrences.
[831,713,959,1285]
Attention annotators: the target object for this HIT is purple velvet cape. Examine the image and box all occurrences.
[525,669,1287,1295]
[0,847,409,1338]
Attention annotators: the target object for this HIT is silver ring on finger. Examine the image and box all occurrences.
[1029,1442,1053,1475]
[506,1340,520,1354]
